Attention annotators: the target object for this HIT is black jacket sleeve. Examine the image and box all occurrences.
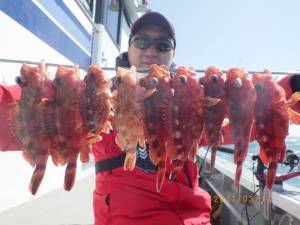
[290,75,300,93]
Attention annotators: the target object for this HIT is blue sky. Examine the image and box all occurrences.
[147,0,300,73]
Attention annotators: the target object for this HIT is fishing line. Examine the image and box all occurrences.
[249,211,260,222]
[241,188,260,225]
[199,146,210,176]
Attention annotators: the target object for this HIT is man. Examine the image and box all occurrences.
[115,12,175,69]
[93,12,212,225]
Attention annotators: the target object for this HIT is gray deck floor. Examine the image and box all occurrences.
[0,175,95,225]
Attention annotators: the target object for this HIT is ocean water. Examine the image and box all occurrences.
[216,134,300,189]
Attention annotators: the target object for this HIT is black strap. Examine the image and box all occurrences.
[95,154,126,174]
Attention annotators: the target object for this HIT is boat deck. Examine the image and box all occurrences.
[198,150,300,225]
[0,175,95,225]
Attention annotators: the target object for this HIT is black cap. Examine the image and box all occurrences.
[130,12,176,49]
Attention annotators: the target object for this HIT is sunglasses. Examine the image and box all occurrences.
[131,36,174,52]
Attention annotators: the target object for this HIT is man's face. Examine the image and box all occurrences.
[128,25,175,68]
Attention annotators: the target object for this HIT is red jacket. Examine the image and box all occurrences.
[0,84,211,225]
[93,130,211,225]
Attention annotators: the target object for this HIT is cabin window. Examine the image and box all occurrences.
[85,0,94,13]
[119,8,130,52]
[78,0,94,15]
[94,0,129,48]
[105,0,121,45]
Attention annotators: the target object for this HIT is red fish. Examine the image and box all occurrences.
[43,99,67,167]
[168,66,207,180]
[13,62,53,195]
[225,68,257,187]
[200,66,227,172]
[140,64,173,192]
[53,65,89,191]
[112,66,146,171]
[253,71,300,189]
[83,65,112,145]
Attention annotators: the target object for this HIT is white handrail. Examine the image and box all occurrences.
[1,58,299,75]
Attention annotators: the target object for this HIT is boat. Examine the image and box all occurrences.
[0,1,147,224]
[0,1,300,225]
